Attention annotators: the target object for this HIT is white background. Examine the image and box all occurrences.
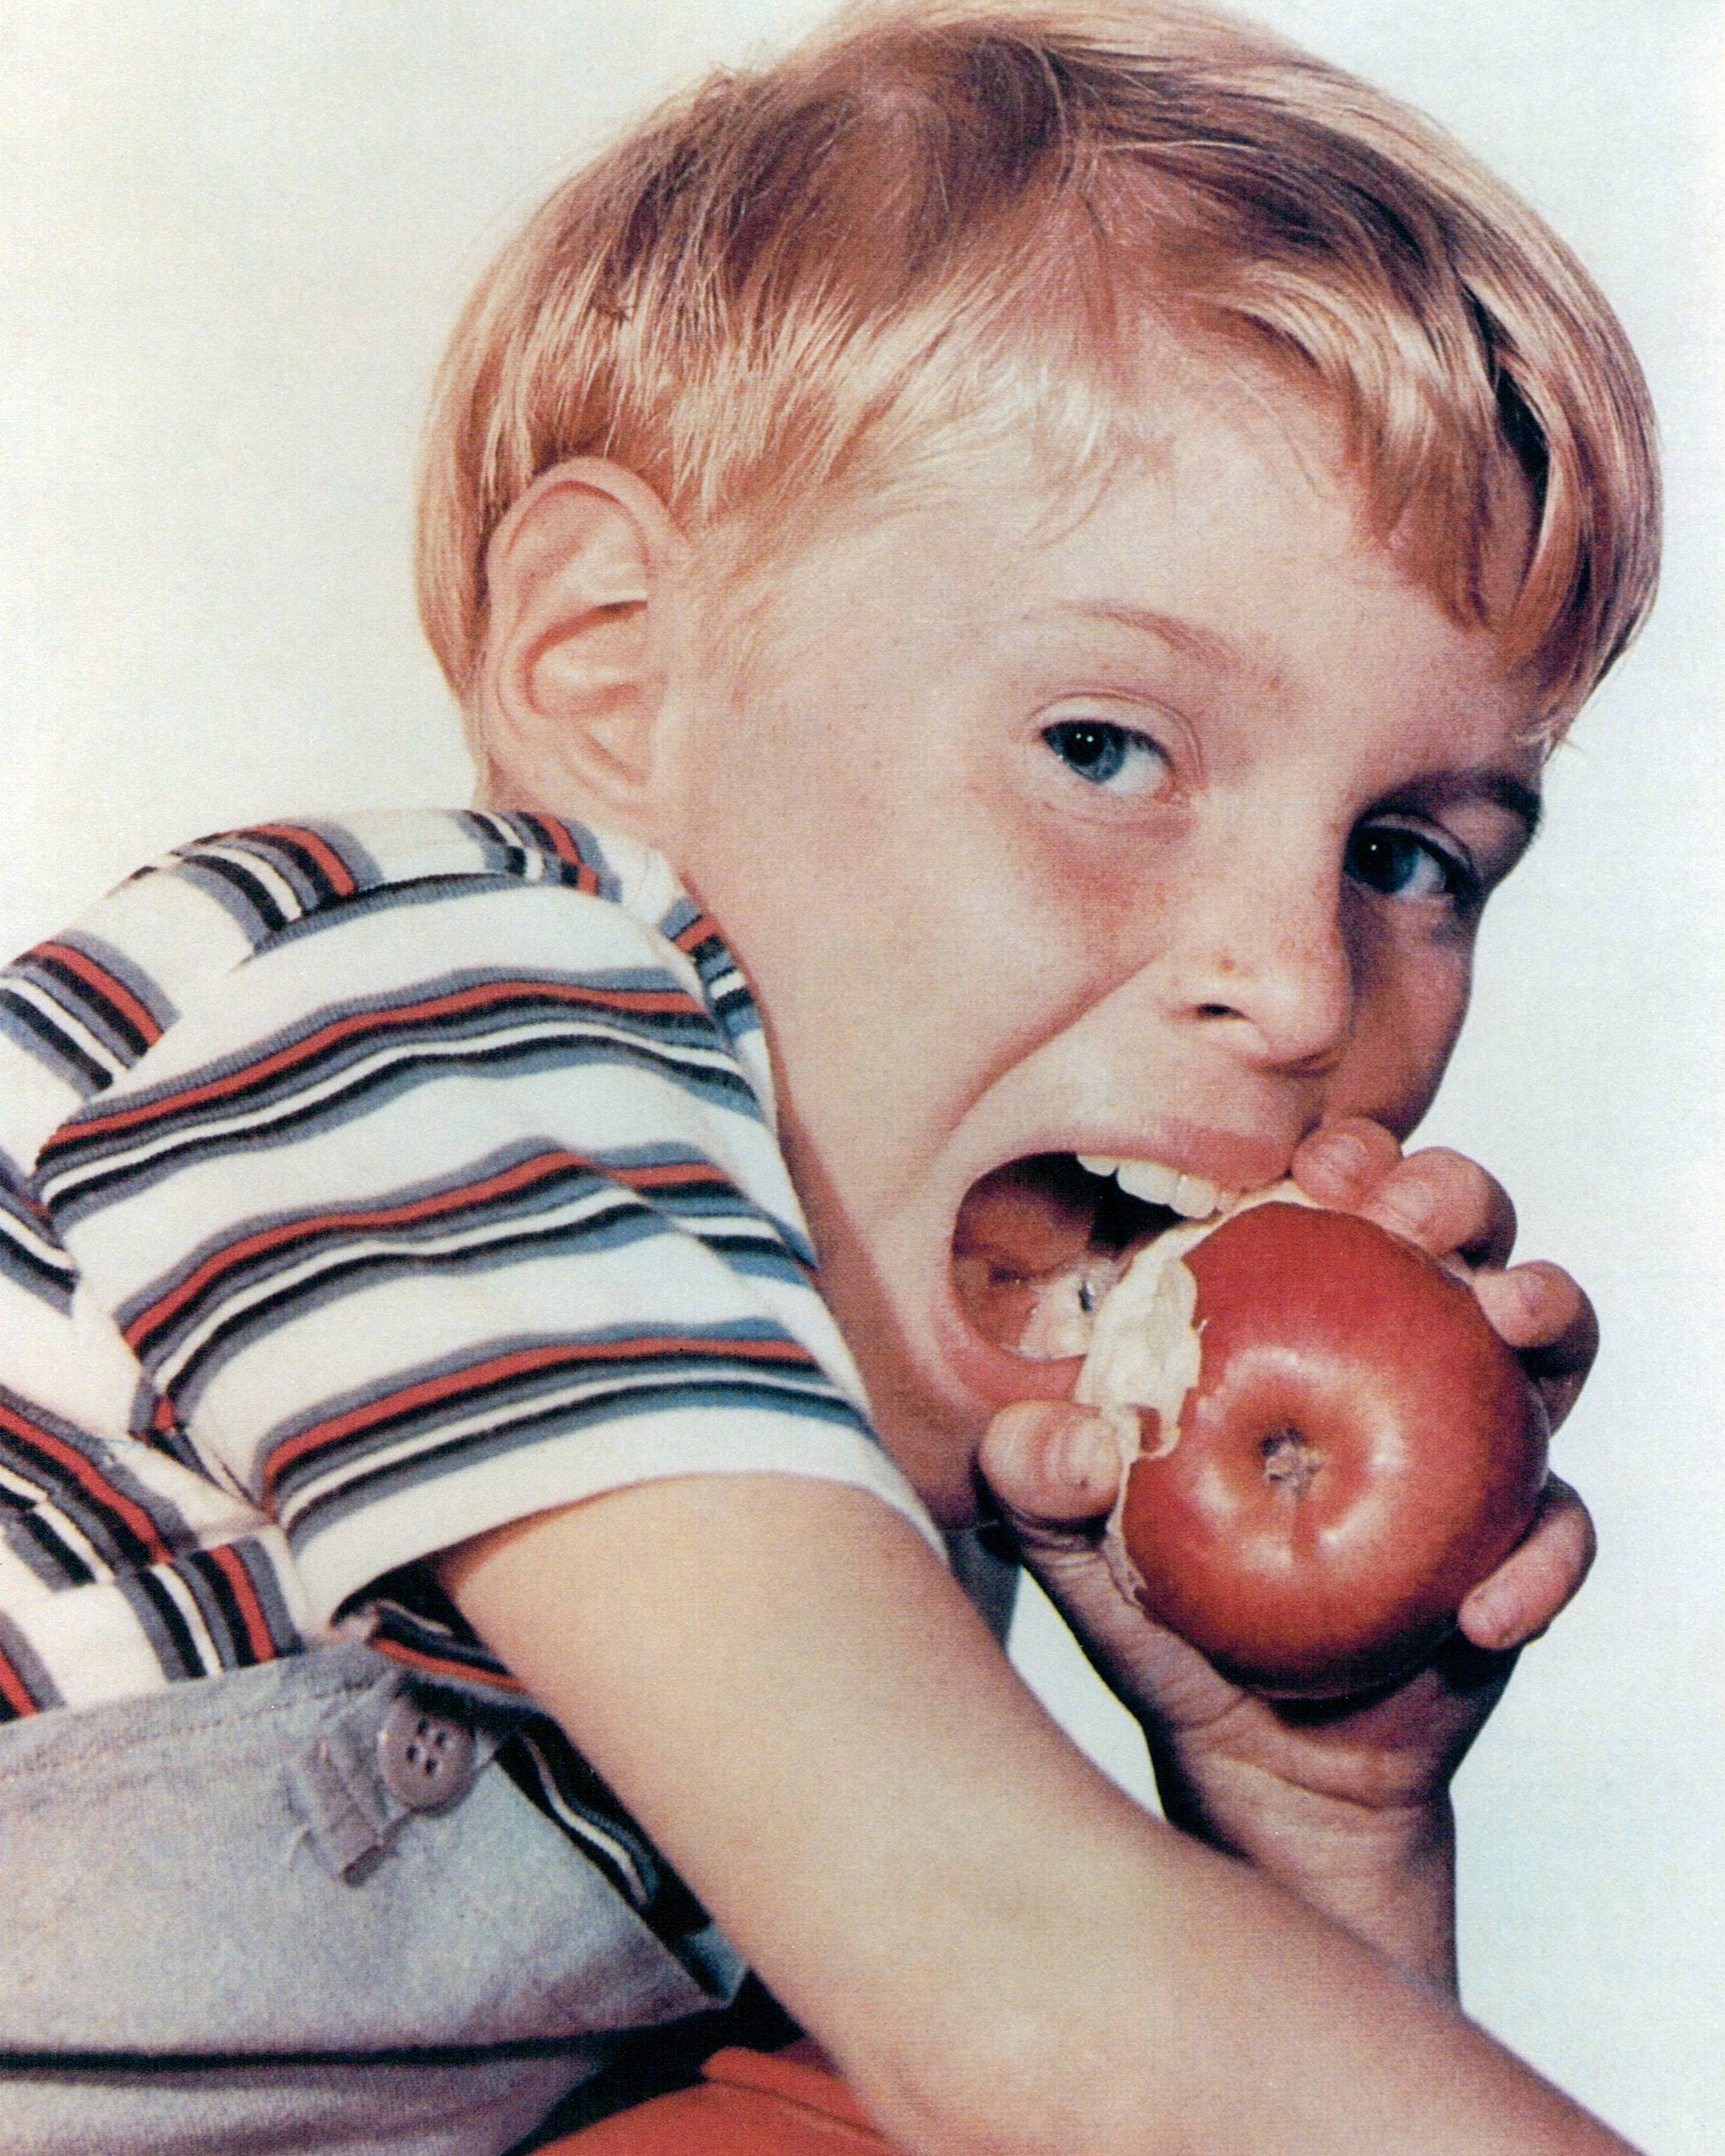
[1,4,1719,2150]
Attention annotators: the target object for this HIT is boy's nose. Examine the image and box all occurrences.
[1160,837,1355,1075]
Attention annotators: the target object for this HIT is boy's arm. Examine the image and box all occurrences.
[439,1473,1636,2156]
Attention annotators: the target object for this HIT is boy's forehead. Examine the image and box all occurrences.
[730,367,1458,650]
[694,378,1545,786]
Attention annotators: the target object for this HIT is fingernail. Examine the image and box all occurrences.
[1311,1128,1372,1183]
[1057,1411,1116,1491]
[1374,1183,1436,1238]
[1506,1267,1549,1322]
[1462,1584,1514,1651]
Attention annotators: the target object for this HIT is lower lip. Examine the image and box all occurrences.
[929,1263,1083,1413]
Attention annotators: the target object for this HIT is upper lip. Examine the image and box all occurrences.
[957,1121,1297,1201]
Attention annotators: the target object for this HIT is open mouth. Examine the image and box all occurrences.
[950,1152,1238,1364]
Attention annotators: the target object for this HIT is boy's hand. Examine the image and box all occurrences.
[978,1118,1598,1990]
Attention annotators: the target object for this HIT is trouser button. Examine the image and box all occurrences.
[377,1696,477,1810]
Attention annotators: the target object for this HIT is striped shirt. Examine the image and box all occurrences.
[0,810,937,1764]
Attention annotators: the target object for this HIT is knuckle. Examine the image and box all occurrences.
[1365,1148,1481,1243]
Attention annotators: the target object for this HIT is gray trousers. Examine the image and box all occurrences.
[0,1642,742,2155]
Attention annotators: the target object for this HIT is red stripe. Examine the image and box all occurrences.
[0,1649,38,1717]
[673,913,719,954]
[527,816,599,893]
[0,1400,171,1564]
[370,1635,525,1692]
[244,824,359,898]
[262,1331,819,1503]
[140,1392,187,1455]
[208,1541,276,1662]
[36,941,163,1047]
[124,1148,729,1350]
[49,977,706,1149]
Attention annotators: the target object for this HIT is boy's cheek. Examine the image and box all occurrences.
[1313,983,1475,1144]
[855,1380,993,1528]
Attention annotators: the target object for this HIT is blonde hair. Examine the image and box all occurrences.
[417,0,1659,734]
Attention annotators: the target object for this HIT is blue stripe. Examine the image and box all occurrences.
[119,1565,211,1683]
[42,1023,759,1229]
[0,990,108,1095]
[12,951,149,1064]
[282,1372,871,1543]
[0,1608,62,1715]
[0,1485,98,1589]
[146,1200,772,1422]
[0,1386,198,1577]
[174,852,291,937]
[68,931,178,1036]
[0,1219,76,1312]
[142,1212,808,1409]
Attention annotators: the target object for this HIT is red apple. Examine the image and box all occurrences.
[1108,1202,1549,1697]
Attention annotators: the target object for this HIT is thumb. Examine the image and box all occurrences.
[982,1399,1211,1712]
[978,1399,1122,1530]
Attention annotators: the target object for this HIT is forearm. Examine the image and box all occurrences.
[859,1771,1608,2156]
[1150,1738,1460,1994]
[441,1477,1636,2156]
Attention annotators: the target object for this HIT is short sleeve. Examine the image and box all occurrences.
[34,871,942,1631]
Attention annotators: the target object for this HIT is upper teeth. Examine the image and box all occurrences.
[1075,1155,1235,1221]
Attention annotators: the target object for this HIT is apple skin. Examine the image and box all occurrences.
[1114,1203,1550,1697]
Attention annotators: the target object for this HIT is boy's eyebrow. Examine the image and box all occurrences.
[1061,599,1243,673]
[1477,772,1543,836]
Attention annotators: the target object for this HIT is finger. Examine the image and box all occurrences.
[980,1436,1241,1719]
[977,1400,1121,1535]
[1356,1145,1518,1268]
[1290,1118,1403,1207]
[983,1407,1256,1723]
[1471,1261,1599,1431]
[1458,1476,1596,1651]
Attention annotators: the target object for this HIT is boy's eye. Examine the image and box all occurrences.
[1041,717,1169,797]
[1346,820,1479,907]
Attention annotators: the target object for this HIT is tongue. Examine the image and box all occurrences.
[951,1159,1097,1276]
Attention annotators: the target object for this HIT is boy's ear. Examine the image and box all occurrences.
[476,459,688,831]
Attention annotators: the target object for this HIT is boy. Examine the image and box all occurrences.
[0,1,1657,2150]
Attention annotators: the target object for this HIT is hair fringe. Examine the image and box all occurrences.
[418,0,1660,737]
